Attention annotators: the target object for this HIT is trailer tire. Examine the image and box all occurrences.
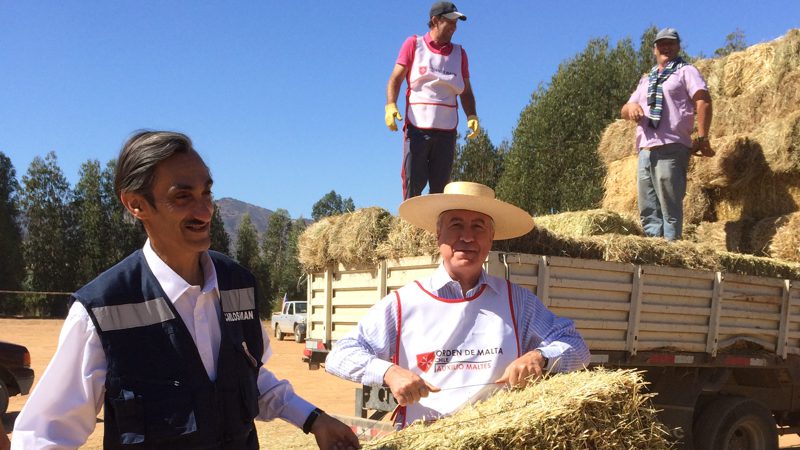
[0,377,8,415]
[693,396,777,450]
[294,325,304,343]
[275,325,284,341]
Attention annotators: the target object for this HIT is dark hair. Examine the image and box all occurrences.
[114,131,197,207]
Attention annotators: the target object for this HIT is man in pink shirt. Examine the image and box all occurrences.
[385,1,480,199]
[621,27,713,240]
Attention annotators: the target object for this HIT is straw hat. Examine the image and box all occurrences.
[398,182,534,240]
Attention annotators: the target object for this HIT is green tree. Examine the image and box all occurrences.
[636,26,659,75]
[235,214,260,269]
[0,152,25,291]
[497,34,645,215]
[20,152,77,315]
[73,160,113,285]
[714,28,747,57]
[311,190,355,221]
[285,217,308,300]
[235,214,271,316]
[262,209,292,298]
[452,129,505,189]
[210,203,231,255]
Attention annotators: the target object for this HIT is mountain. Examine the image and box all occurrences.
[216,197,274,246]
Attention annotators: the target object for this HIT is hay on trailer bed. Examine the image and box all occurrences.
[534,209,642,237]
[376,216,439,261]
[363,368,672,450]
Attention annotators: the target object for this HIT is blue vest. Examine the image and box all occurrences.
[74,250,264,449]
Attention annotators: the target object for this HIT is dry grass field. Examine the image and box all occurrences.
[2,318,800,449]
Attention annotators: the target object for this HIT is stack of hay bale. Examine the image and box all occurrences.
[599,29,800,264]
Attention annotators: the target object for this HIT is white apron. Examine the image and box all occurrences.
[392,279,519,427]
[406,35,465,131]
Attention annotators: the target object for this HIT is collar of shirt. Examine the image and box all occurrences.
[424,32,453,55]
[142,239,219,304]
[426,264,504,298]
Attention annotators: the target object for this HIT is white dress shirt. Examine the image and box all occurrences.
[11,240,315,450]
[325,264,591,387]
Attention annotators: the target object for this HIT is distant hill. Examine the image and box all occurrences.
[216,197,274,247]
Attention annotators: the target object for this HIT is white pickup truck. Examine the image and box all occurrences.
[271,300,307,343]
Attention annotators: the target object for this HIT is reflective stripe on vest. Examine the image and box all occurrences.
[92,297,175,331]
[220,287,255,312]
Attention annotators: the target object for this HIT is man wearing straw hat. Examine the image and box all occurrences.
[621,27,714,241]
[326,181,589,427]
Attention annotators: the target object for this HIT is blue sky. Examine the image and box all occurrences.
[2,1,798,219]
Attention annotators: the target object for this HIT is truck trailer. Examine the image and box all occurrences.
[303,251,800,449]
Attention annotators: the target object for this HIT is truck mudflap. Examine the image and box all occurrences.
[302,340,329,370]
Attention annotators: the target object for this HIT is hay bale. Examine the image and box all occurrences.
[717,250,800,279]
[684,180,713,225]
[756,110,800,174]
[298,216,338,271]
[601,155,638,218]
[496,226,605,261]
[750,215,791,257]
[364,368,672,450]
[691,220,754,253]
[376,216,439,261]
[534,209,642,237]
[593,234,722,272]
[711,173,800,222]
[720,41,776,97]
[327,207,393,267]
[597,119,637,165]
[690,135,766,189]
[769,212,800,263]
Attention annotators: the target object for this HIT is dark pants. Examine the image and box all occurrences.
[401,123,456,199]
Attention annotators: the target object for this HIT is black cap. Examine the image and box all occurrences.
[429,1,467,21]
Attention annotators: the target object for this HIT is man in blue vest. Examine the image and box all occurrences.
[11,131,359,449]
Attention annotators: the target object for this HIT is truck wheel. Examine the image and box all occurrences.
[275,325,284,341]
[294,325,304,343]
[693,396,778,450]
[0,378,9,415]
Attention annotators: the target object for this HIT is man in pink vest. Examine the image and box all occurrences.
[326,182,589,427]
[385,2,480,200]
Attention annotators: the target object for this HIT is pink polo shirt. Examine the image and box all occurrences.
[628,64,708,149]
[396,32,470,78]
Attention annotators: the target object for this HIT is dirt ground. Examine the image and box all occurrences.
[2,318,800,449]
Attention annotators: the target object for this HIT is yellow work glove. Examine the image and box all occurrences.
[466,115,480,139]
[385,103,402,132]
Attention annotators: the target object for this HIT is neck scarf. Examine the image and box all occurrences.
[647,57,687,129]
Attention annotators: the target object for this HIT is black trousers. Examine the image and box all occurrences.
[401,123,456,199]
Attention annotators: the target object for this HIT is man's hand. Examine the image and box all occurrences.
[383,365,440,406]
[466,115,480,139]
[692,136,715,157]
[494,350,547,388]
[385,103,402,132]
[621,103,645,121]
[311,412,361,450]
